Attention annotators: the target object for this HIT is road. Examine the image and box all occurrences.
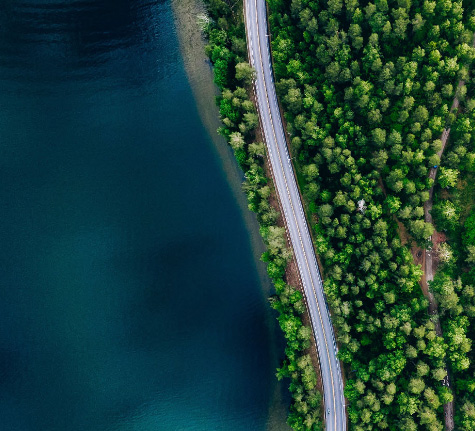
[243,0,346,430]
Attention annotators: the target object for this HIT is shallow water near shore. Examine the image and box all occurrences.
[0,0,286,429]
[170,0,291,428]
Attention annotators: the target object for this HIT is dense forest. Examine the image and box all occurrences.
[267,0,475,429]
[430,65,475,429]
[202,0,475,430]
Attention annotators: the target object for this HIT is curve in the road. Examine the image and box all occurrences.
[243,1,346,430]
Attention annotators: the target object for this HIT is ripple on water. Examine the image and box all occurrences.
[0,0,283,430]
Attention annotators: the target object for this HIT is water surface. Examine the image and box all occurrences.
[0,1,285,429]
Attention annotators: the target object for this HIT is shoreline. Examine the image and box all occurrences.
[170,1,290,429]
[170,0,266,285]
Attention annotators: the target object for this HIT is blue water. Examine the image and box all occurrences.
[0,1,285,429]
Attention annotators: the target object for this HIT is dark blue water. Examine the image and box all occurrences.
[0,1,284,429]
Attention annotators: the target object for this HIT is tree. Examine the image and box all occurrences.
[430,274,460,314]
[266,226,289,258]
[466,245,475,265]
[431,200,459,231]
[409,219,434,240]
[384,195,401,214]
[418,406,441,429]
[437,242,453,264]
[302,164,319,181]
[398,206,413,219]
[371,150,388,170]
[416,361,430,377]
[406,345,418,359]
[213,58,230,89]
[319,204,333,218]
[368,109,382,125]
[327,0,343,14]
[235,62,255,85]
[283,87,302,113]
[455,84,467,101]
[458,401,475,431]
[229,131,245,150]
[413,105,429,124]
[424,387,441,410]
[432,368,446,381]
[408,378,425,394]
[248,142,266,157]
[243,112,259,130]
[387,168,405,192]
[399,416,417,431]
[372,128,387,147]
[438,167,459,188]
[428,154,441,167]
[333,191,347,207]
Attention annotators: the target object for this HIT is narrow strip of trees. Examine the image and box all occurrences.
[431,74,475,429]
[203,1,324,428]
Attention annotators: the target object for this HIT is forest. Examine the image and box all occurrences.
[203,0,475,430]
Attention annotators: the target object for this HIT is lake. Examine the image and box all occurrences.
[0,0,287,430]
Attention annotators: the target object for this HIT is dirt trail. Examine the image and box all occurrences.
[421,34,475,431]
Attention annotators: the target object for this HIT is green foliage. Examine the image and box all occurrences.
[265,0,475,428]
[235,62,256,85]
[431,200,460,231]
[438,167,460,189]
[203,1,324,429]
[464,209,475,246]
[207,0,475,427]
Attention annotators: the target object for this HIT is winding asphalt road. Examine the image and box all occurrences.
[243,1,346,430]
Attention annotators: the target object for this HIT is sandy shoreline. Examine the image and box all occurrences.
[170,0,264,275]
[170,1,290,429]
